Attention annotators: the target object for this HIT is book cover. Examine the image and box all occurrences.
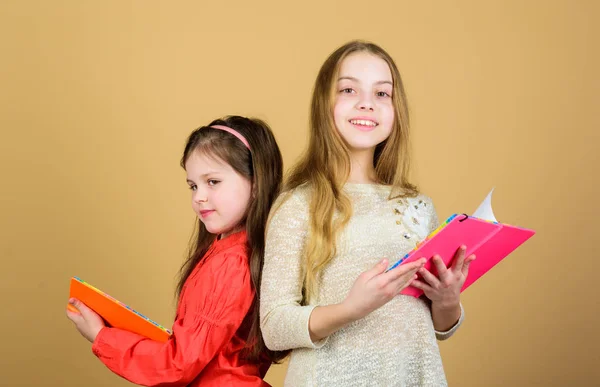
[388,188,535,297]
[68,277,172,342]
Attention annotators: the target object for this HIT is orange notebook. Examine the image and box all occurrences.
[67,277,172,342]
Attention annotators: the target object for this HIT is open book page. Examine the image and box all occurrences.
[472,188,498,222]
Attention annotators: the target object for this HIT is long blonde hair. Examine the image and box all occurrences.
[285,40,418,303]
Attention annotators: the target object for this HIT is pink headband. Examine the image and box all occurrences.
[210,125,251,150]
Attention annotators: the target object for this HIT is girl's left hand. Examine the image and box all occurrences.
[66,298,105,343]
[411,246,476,308]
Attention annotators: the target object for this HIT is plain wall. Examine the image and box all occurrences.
[0,1,598,385]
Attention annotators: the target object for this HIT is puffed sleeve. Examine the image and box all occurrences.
[91,251,254,386]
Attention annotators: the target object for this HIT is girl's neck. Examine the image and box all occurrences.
[218,225,244,240]
[347,148,377,184]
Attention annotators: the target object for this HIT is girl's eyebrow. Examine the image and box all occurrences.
[338,76,392,86]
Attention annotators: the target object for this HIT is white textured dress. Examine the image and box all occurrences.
[260,184,464,386]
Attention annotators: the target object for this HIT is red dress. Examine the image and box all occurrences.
[91,231,271,386]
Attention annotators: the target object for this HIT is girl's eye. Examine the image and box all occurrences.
[340,88,355,94]
[208,179,220,186]
[188,184,197,191]
[377,91,391,97]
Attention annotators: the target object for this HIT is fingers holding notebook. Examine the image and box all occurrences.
[66,298,105,343]
[411,247,475,306]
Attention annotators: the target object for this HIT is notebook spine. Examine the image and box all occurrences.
[387,214,459,271]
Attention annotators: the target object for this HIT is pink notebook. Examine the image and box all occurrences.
[387,188,535,298]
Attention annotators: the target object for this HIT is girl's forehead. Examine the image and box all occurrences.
[185,150,232,172]
[338,52,392,81]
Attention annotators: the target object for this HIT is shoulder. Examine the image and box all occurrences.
[186,248,251,303]
[265,186,314,239]
[184,248,254,319]
[270,185,311,217]
[207,247,249,274]
[279,184,312,205]
[198,236,251,285]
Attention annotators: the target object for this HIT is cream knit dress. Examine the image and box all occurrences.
[260,184,464,386]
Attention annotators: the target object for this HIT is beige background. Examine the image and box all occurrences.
[1,1,598,386]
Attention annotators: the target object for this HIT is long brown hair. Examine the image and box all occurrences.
[285,40,418,303]
[178,115,285,362]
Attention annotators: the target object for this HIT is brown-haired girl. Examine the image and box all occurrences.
[68,115,285,386]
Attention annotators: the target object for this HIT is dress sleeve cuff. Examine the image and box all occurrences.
[305,305,329,349]
[435,303,464,341]
[91,327,112,358]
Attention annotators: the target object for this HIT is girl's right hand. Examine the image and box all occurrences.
[341,258,426,320]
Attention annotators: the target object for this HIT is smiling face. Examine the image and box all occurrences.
[333,51,395,153]
[185,150,252,238]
